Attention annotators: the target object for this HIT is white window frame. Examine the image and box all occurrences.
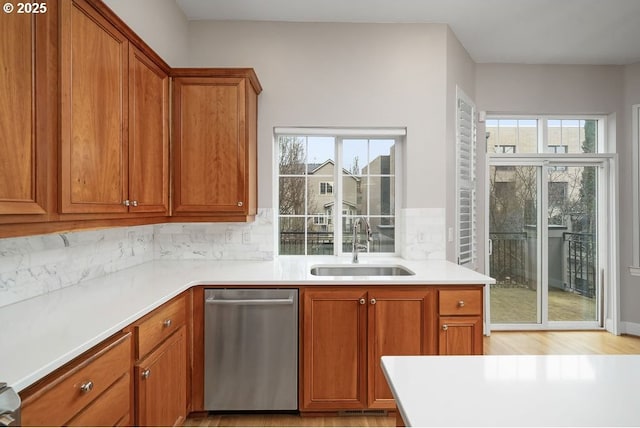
[274,127,405,257]
[632,105,640,276]
[456,88,477,268]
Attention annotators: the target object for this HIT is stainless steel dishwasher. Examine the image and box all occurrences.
[204,289,298,411]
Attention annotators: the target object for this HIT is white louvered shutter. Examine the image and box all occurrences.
[456,90,477,267]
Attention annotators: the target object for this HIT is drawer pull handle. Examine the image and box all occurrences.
[80,380,94,393]
[142,369,151,379]
[163,319,172,328]
[442,324,449,331]
[458,300,465,308]
[359,298,365,305]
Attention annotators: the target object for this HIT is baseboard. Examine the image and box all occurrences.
[620,321,640,336]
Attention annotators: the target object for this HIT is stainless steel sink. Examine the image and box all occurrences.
[310,264,415,276]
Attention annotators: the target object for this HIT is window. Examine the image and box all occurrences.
[276,129,402,256]
[319,182,333,195]
[495,145,516,153]
[486,119,538,154]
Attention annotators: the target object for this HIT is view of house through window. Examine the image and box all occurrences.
[486,116,606,330]
[277,133,397,256]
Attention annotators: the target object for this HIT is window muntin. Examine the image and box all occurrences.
[277,134,398,255]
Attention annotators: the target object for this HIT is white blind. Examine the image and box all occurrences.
[456,92,477,267]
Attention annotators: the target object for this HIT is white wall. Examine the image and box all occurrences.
[621,63,640,327]
[187,21,450,212]
[445,26,476,263]
[103,0,189,66]
[475,64,628,326]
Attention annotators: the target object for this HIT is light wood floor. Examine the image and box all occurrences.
[184,331,640,427]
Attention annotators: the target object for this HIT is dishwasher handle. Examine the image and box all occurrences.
[205,297,294,306]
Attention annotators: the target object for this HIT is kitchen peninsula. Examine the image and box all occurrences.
[382,354,640,427]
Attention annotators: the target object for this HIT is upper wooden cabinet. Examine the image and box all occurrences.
[128,46,169,214]
[0,1,56,218]
[59,0,169,215]
[60,0,129,214]
[172,69,262,221]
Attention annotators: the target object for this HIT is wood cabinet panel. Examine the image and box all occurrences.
[133,293,186,360]
[367,290,434,408]
[302,289,367,410]
[135,326,187,427]
[438,316,483,355]
[171,69,261,220]
[21,333,131,427]
[60,0,129,213]
[0,2,55,217]
[67,373,131,427]
[128,46,169,213]
[173,77,244,212]
[439,289,482,316]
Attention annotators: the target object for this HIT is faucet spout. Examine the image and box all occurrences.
[352,217,372,263]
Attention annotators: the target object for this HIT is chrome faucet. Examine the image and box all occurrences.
[352,217,372,263]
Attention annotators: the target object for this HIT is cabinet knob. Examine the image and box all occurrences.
[359,298,365,305]
[237,201,243,207]
[163,319,172,328]
[79,380,94,393]
[132,200,138,207]
[141,369,151,379]
[442,324,449,331]
[458,300,465,308]
[370,298,377,305]
[123,200,130,207]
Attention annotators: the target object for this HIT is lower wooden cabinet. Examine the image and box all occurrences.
[437,287,484,355]
[21,333,132,427]
[301,287,435,411]
[135,326,187,427]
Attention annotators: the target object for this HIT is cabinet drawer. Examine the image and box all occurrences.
[439,289,482,316]
[21,333,131,427]
[134,294,186,359]
[67,373,131,427]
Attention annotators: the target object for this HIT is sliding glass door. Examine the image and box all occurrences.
[489,162,602,329]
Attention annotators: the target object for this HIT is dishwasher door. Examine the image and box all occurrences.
[204,289,298,411]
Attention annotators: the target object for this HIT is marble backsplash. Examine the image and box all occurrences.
[154,208,275,260]
[0,225,154,308]
[399,208,446,260]
[0,207,446,307]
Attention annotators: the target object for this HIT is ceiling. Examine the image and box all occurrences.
[175,0,640,65]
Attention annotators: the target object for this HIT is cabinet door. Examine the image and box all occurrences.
[438,316,483,355]
[367,289,435,409]
[60,0,129,213]
[136,327,187,427]
[172,77,247,214]
[128,46,169,213]
[0,5,54,216]
[302,289,367,410]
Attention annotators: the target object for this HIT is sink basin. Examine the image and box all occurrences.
[310,264,415,276]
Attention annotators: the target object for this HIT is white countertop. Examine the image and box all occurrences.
[382,354,640,427]
[0,257,493,392]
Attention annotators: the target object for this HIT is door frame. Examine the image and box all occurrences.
[485,155,617,332]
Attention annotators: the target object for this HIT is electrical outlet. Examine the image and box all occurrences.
[242,232,251,244]
[418,232,425,243]
[448,227,454,242]
[225,230,233,243]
